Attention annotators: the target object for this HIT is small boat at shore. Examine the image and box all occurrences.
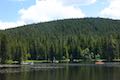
[95,60,104,64]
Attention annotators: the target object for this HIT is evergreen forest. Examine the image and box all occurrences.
[0,18,120,64]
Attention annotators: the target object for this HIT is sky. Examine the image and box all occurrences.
[0,0,120,29]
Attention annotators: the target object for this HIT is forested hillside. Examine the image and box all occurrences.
[0,18,120,64]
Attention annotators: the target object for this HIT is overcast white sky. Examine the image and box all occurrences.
[0,0,120,29]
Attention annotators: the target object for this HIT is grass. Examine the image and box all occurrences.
[24,60,51,63]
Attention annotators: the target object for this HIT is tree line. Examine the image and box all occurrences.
[0,18,120,64]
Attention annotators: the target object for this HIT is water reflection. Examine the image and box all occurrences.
[0,73,6,80]
[1,63,120,80]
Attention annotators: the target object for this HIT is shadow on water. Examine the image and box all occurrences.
[1,63,120,80]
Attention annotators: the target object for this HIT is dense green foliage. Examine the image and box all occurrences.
[0,18,120,64]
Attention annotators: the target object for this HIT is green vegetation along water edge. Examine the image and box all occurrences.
[0,17,120,64]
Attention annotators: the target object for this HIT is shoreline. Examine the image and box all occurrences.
[0,65,21,68]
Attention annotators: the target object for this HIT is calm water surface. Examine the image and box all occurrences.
[0,63,120,80]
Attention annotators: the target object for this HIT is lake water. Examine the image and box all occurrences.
[0,63,120,80]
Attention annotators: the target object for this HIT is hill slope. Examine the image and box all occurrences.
[0,18,120,64]
[5,18,120,36]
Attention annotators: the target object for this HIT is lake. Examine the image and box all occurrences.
[0,63,120,80]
